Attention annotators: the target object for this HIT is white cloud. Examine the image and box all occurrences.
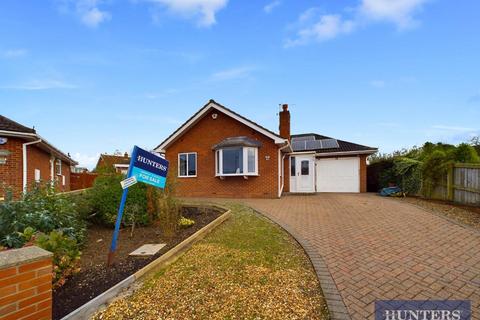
[58,0,111,27]
[0,79,77,91]
[80,6,111,27]
[211,66,255,81]
[431,125,477,132]
[72,152,100,169]
[359,0,429,29]
[286,0,430,46]
[147,0,228,27]
[1,49,28,58]
[370,80,386,88]
[285,14,355,47]
[264,0,281,14]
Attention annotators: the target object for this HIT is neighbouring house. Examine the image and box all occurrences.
[94,152,131,174]
[0,115,78,200]
[154,99,377,198]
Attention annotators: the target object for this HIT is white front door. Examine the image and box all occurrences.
[290,155,315,193]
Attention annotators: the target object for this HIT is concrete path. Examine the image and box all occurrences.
[192,194,480,319]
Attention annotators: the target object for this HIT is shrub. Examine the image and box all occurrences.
[35,230,81,287]
[88,173,151,227]
[0,184,85,287]
[178,217,195,228]
[0,184,86,247]
[155,177,181,238]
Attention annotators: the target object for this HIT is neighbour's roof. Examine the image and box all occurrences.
[212,136,263,150]
[0,115,36,134]
[155,99,287,151]
[0,114,77,165]
[97,154,131,169]
[291,133,377,155]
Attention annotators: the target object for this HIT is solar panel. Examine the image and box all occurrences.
[305,140,322,150]
[291,135,315,142]
[292,140,306,151]
[320,139,339,149]
[291,137,339,151]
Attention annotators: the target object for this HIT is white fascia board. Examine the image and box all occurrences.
[0,130,37,139]
[114,164,130,168]
[314,150,377,157]
[154,102,287,152]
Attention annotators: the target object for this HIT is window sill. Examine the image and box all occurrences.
[178,175,197,178]
[215,174,259,178]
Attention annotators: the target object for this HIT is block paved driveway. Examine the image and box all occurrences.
[202,194,480,319]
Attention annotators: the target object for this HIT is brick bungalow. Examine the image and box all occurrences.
[0,115,77,199]
[94,153,131,174]
[154,100,377,198]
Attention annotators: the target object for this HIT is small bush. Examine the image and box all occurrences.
[36,230,81,287]
[0,184,86,247]
[156,177,181,237]
[178,217,195,228]
[0,184,85,287]
[89,173,151,227]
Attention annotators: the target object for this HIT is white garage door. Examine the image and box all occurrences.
[316,157,360,193]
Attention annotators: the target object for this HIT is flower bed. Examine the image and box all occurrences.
[53,205,223,320]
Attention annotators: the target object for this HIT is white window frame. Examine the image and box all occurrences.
[178,152,197,178]
[34,169,41,182]
[55,159,62,175]
[215,147,258,177]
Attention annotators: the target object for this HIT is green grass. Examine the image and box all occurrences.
[93,204,329,320]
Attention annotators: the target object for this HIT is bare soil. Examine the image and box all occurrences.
[53,206,222,320]
[396,196,480,229]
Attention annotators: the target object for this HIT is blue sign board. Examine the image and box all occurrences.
[108,145,169,266]
[130,146,169,189]
[375,300,471,320]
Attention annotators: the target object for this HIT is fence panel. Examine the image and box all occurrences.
[70,172,97,191]
[453,165,480,205]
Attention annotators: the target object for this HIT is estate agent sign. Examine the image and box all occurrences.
[108,145,169,266]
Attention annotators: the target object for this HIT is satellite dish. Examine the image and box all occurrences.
[0,137,7,145]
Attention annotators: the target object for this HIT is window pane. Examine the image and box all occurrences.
[179,154,187,176]
[247,148,255,173]
[216,150,220,174]
[301,160,309,175]
[188,153,196,176]
[290,156,296,176]
[222,148,243,174]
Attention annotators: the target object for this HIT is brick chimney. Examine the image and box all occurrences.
[279,104,291,140]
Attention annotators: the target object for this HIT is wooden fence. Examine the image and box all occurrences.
[425,163,480,206]
[70,172,98,191]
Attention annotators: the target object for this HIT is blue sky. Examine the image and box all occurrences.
[1,0,479,168]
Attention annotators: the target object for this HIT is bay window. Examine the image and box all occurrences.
[215,147,258,176]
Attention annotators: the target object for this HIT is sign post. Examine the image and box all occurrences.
[107,146,169,267]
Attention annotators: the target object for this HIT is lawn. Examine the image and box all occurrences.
[92,204,329,320]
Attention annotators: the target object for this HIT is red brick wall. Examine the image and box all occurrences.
[26,144,51,191]
[0,249,52,320]
[359,154,367,193]
[0,137,71,199]
[0,138,23,199]
[165,109,280,198]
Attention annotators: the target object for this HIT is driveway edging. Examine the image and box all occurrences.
[250,207,351,320]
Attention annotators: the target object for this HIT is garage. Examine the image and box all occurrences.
[289,134,377,194]
[316,157,360,193]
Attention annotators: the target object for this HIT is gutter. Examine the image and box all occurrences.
[277,141,292,198]
[22,139,42,193]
